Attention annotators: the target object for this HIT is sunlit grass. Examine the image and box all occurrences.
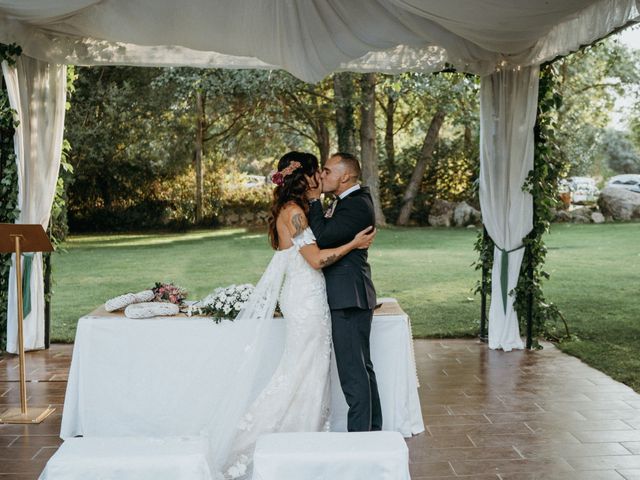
[51,223,640,390]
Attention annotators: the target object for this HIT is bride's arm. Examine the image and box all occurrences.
[284,206,375,270]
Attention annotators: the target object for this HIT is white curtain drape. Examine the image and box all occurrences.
[479,65,539,352]
[2,56,67,353]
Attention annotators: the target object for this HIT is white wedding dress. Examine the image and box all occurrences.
[206,227,332,479]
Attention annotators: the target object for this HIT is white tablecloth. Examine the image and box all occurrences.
[60,299,424,439]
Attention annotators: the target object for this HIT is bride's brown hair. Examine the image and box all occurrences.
[268,151,319,250]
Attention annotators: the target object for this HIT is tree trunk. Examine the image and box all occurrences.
[384,93,396,179]
[317,119,330,165]
[463,124,472,157]
[194,90,205,224]
[396,110,446,226]
[359,73,386,226]
[333,72,356,153]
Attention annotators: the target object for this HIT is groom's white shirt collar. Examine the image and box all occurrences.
[339,183,361,200]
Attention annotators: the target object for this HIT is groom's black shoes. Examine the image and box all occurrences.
[308,185,382,432]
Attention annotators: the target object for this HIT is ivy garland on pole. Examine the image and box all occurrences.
[475,63,571,349]
[515,62,571,347]
[0,43,22,352]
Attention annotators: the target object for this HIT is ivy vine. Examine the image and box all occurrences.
[515,63,571,346]
[0,43,22,352]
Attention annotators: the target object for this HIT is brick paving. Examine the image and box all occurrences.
[2,340,640,479]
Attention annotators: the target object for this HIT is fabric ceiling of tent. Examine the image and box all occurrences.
[0,0,637,81]
[2,57,67,353]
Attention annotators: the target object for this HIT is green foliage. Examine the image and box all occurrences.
[552,38,640,176]
[516,64,571,347]
[0,43,21,351]
[378,72,480,223]
[66,67,325,230]
[69,165,271,232]
[630,116,640,152]
[65,66,195,229]
[599,128,640,174]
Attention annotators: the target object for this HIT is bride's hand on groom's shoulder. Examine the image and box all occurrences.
[353,226,376,250]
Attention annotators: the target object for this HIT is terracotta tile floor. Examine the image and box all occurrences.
[2,339,640,479]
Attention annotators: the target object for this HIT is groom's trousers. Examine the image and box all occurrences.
[331,307,383,432]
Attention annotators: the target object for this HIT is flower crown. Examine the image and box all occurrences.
[271,161,302,186]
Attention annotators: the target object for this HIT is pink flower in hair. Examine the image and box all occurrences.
[271,171,284,186]
[271,161,302,186]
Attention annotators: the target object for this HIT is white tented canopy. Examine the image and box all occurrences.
[1,0,639,352]
[0,0,638,81]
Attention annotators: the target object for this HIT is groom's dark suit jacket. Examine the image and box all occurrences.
[308,186,377,310]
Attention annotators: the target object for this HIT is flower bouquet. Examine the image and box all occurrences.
[196,283,254,323]
[152,282,188,305]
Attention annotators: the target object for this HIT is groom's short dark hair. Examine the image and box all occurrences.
[332,152,361,179]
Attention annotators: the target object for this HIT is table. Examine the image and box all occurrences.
[60,298,424,439]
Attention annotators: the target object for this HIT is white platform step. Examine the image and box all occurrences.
[252,431,410,480]
[39,436,213,480]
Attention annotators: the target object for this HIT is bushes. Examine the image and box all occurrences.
[68,168,272,232]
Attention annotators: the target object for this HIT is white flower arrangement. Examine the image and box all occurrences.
[195,283,255,323]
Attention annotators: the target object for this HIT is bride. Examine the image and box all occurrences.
[209,151,376,479]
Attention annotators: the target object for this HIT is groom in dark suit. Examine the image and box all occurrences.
[306,152,382,432]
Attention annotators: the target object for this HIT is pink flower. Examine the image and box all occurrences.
[271,171,284,186]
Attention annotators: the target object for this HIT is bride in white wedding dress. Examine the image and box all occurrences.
[208,151,375,479]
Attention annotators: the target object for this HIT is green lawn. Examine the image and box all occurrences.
[51,223,640,390]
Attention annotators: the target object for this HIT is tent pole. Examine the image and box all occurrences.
[479,227,489,342]
[44,216,53,349]
[526,238,534,349]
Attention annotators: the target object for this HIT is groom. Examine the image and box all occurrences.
[306,152,382,432]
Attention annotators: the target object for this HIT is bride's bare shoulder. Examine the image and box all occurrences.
[279,202,304,219]
[278,202,308,235]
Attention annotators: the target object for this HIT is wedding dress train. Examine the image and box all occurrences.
[206,227,332,479]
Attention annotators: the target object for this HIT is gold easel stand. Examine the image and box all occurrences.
[0,223,55,424]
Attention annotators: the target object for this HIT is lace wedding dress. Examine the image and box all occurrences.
[205,227,332,479]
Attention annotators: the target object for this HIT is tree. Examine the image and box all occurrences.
[393,72,479,226]
[552,38,640,176]
[377,74,422,206]
[153,68,273,222]
[396,109,446,225]
[333,72,357,153]
[65,67,193,220]
[600,129,640,174]
[264,72,334,163]
[359,73,386,225]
